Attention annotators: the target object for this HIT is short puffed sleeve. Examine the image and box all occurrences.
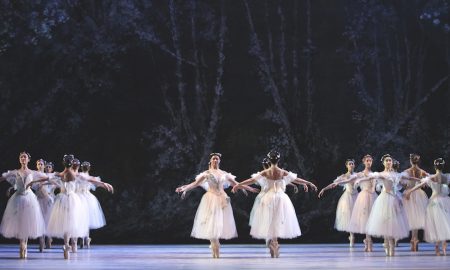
[282,171,297,185]
[251,172,265,186]
[2,170,17,186]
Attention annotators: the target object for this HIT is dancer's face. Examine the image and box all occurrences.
[36,160,45,172]
[19,153,29,166]
[346,161,355,172]
[210,155,220,168]
[45,165,54,173]
[363,157,373,169]
[383,157,393,170]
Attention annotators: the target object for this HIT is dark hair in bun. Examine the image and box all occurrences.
[262,158,270,170]
[381,154,393,162]
[81,161,91,172]
[72,158,80,168]
[20,151,31,159]
[434,158,445,171]
[267,150,280,165]
[345,158,355,165]
[362,154,373,161]
[36,158,45,164]
[62,154,74,168]
[393,159,400,171]
[209,153,222,158]
[409,153,420,165]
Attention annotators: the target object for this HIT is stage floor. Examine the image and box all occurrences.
[0,243,449,269]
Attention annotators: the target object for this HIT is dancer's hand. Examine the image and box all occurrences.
[231,185,240,193]
[309,182,318,192]
[175,185,186,193]
[301,184,307,192]
[180,191,187,199]
[318,189,325,198]
[104,183,114,194]
[6,187,15,197]
[404,191,411,200]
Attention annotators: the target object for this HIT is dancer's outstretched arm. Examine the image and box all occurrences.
[294,178,317,192]
[227,178,259,194]
[404,180,428,200]
[175,174,207,198]
[25,175,50,189]
[231,177,257,193]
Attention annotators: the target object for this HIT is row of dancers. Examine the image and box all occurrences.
[318,154,450,256]
[176,151,450,258]
[0,152,114,259]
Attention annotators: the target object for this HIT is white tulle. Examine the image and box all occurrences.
[250,172,302,239]
[47,177,89,238]
[334,180,357,232]
[347,180,377,234]
[422,176,450,242]
[0,170,46,239]
[190,171,237,240]
[366,172,409,239]
[76,177,106,229]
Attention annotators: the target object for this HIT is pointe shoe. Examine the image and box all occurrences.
[269,241,280,258]
[268,240,275,258]
[274,243,280,258]
[413,239,419,252]
[71,241,77,253]
[39,238,44,252]
[19,244,25,259]
[363,239,369,252]
[383,242,389,256]
[368,240,373,252]
[46,238,52,249]
[389,245,395,257]
[443,242,447,256]
[63,245,70,259]
[349,235,355,248]
[435,244,441,256]
[86,237,91,249]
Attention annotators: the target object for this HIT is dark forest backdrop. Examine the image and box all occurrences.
[0,0,449,244]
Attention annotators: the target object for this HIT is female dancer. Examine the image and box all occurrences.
[33,158,56,252]
[405,158,450,256]
[318,159,358,247]
[232,150,317,258]
[365,154,410,256]
[176,153,258,258]
[401,154,429,251]
[27,155,114,259]
[0,152,47,258]
[249,158,307,227]
[78,161,107,248]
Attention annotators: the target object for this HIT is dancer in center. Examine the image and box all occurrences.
[232,150,317,258]
[175,153,258,258]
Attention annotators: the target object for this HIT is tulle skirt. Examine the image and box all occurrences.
[47,192,89,238]
[424,195,450,242]
[191,191,237,240]
[334,191,357,232]
[366,191,409,239]
[402,188,428,230]
[347,190,377,234]
[37,195,54,228]
[249,192,265,226]
[0,191,45,239]
[78,192,106,229]
[250,191,301,239]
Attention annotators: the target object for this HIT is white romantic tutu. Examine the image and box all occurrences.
[249,191,265,226]
[191,191,237,240]
[250,172,301,239]
[347,190,378,234]
[37,194,54,228]
[47,179,89,238]
[0,191,45,239]
[424,195,450,242]
[78,191,106,229]
[402,188,428,230]
[366,191,409,239]
[334,189,357,232]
